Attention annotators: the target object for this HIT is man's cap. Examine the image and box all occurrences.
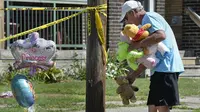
[120,0,143,22]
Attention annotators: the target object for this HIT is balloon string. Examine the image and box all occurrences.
[29,66,36,76]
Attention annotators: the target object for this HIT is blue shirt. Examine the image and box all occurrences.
[142,12,184,74]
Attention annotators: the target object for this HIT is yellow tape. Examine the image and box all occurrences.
[0,9,87,42]
[1,4,107,11]
[1,4,108,64]
[95,9,107,63]
[0,4,107,42]
[95,10,105,44]
[99,11,107,17]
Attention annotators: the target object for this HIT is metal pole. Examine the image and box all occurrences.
[86,0,106,112]
[0,0,4,49]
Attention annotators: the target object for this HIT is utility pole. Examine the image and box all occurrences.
[86,0,107,112]
[0,0,4,49]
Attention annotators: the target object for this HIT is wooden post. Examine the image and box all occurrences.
[0,0,4,49]
[86,0,106,112]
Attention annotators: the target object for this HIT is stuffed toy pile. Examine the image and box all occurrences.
[114,76,139,105]
[117,23,170,70]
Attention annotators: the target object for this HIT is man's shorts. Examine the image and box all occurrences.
[147,72,180,107]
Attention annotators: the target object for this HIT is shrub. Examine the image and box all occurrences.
[35,66,64,83]
[64,51,130,80]
[0,64,64,84]
[106,52,129,79]
[65,52,86,80]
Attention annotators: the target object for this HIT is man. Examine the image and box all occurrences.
[119,1,184,112]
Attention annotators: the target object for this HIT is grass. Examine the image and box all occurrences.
[0,77,200,111]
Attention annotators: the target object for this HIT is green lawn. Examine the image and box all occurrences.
[0,77,200,112]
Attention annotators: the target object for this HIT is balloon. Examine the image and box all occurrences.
[11,74,35,108]
[10,32,56,75]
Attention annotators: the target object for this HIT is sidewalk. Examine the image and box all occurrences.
[76,106,192,112]
[75,96,200,112]
[106,106,192,112]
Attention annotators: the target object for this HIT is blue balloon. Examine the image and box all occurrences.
[11,74,35,108]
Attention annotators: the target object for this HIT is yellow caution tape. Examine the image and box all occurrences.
[0,9,87,42]
[95,10,105,44]
[1,4,107,11]
[1,4,108,64]
[0,4,107,42]
[99,11,107,17]
[95,9,107,64]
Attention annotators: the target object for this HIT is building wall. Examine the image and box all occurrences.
[107,0,123,52]
[182,0,200,56]
[155,0,165,17]
[165,0,183,50]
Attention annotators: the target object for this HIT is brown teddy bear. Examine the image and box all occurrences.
[114,76,139,105]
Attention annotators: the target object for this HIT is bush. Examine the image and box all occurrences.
[0,64,64,84]
[64,51,130,80]
[106,52,129,79]
[65,52,86,80]
[0,51,130,83]
[35,66,64,83]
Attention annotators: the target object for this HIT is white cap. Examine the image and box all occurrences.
[119,0,143,22]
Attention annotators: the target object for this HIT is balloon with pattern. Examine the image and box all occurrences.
[11,74,35,108]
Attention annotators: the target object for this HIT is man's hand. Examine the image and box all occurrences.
[126,72,136,84]
[126,64,147,84]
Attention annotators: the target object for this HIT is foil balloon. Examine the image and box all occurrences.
[11,74,35,108]
[10,32,56,75]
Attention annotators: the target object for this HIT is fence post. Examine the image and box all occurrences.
[86,0,106,112]
[0,0,4,49]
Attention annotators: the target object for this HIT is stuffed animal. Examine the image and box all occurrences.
[123,23,152,55]
[122,23,151,42]
[114,76,139,105]
[117,23,170,70]
[117,41,144,70]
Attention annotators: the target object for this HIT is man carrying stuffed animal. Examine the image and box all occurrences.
[118,1,184,112]
[117,23,170,71]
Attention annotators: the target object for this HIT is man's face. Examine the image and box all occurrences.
[124,10,140,25]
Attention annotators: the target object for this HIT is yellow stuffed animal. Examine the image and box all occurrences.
[122,24,151,42]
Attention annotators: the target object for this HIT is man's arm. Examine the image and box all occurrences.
[128,30,166,50]
[127,64,146,84]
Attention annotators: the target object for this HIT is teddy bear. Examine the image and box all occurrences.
[114,76,139,105]
[117,23,170,70]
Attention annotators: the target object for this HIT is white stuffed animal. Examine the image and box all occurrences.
[136,42,169,69]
